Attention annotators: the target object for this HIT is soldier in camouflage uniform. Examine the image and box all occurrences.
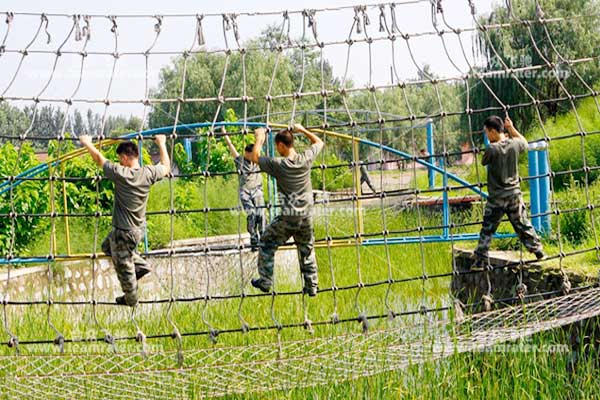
[474,115,545,266]
[80,134,170,306]
[223,128,265,248]
[246,124,324,296]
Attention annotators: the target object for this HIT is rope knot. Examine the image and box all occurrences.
[357,313,369,334]
[468,0,477,15]
[378,5,387,33]
[8,336,18,348]
[41,13,51,44]
[136,330,146,344]
[482,294,494,312]
[516,283,527,300]
[561,275,572,294]
[453,298,465,323]
[103,334,114,345]
[303,319,314,334]
[196,15,206,46]
[108,15,118,34]
[303,9,319,42]
[73,15,82,41]
[153,15,163,34]
[387,309,396,320]
[82,15,91,41]
[208,328,219,344]
[53,334,65,352]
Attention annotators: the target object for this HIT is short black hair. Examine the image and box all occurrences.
[244,143,255,153]
[274,130,294,148]
[116,141,139,158]
[483,115,504,133]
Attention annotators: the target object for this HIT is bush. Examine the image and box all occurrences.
[311,152,353,192]
[554,177,592,245]
[527,97,600,190]
[0,142,47,255]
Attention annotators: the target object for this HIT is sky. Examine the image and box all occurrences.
[0,0,495,122]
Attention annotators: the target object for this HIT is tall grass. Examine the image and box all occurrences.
[6,150,600,398]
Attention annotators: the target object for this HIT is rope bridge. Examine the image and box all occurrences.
[1,286,599,399]
[1,0,600,397]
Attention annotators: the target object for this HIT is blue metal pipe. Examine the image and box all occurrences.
[183,138,193,162]
[537,148,551,235]
[442,160,450,238]
[426,120,435,189]
[363,232,516,246]
[528,148,541,232]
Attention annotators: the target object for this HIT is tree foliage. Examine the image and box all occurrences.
[465,0,600,135]
[148,25,337,128]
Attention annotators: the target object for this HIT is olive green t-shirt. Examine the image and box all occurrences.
[258,142,324,217]
[234,155,262,191]
[482,137,527,199]
[103,161,168,230]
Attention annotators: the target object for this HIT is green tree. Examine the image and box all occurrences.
[465,0,600,136]
[0,142,47,255]
[148,25,337,128]
[0,102,30,139]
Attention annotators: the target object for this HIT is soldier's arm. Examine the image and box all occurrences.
[482,147,493,166]
[79,135,107,168]
[154,134,171,174]
[222,127,240,158]
[247,128,265,164]
[504,116,527,144]
[293,123,322,146]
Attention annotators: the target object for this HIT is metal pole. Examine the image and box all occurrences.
[183,138,192,162]
[528,145,541,232]
[353,140,364,239]
[426,119,435,189]
[442,158,450,238]
[61,162,71,255]
[537,147,551,235]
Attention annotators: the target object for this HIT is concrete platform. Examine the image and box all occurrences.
[452,248,598,310]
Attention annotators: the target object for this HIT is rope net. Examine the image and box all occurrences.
[0,0,599,397]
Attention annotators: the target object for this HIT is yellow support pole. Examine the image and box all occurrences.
[48,162,57,256]
[61,162,71,255]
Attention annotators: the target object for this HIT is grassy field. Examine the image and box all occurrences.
[3,147,600,397]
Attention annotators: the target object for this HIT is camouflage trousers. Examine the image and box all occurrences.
[102,227,146,306]
[240,187,265,246]
[257,215,318,291]
[475,194,543,257]
[360,176,376,194]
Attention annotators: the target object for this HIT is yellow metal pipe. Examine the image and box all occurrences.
[61,162,71,255]
[352,140,364,239]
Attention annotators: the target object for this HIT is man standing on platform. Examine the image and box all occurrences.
[474,115,545,267]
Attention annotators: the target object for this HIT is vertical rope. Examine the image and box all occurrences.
[43,15,79,354]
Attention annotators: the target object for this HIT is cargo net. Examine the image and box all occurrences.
[0,0,599,398]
